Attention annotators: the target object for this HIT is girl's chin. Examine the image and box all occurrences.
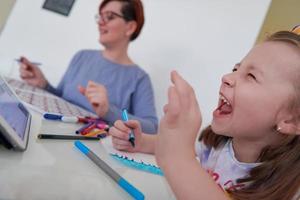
[210,123,231,137]
[211,110,233,133]
[211,122,222,132]
[211,123,225,132]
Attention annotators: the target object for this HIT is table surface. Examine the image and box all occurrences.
[0,111,175,200]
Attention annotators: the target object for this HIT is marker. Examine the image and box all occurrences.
[80,123,97,135]
[15,58,42,66]
[43,113,90,123]
[74,141,144,200]
[84,129,107,138]
[75,122,94,134]
[38,134,100,140]
[44,113,65,120]
[121,109,135,147]
[96,122,109,130]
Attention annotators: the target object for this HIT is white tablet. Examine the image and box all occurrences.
[0,76,31,151]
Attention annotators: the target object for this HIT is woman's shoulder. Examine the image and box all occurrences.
[130,65,147,75]
[114,62,149,81]
[68,49,100,67]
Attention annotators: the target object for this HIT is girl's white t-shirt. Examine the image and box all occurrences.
[195,140,260,191]
[196,140,300,198]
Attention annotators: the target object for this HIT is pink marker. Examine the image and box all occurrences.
[96,123,109,130]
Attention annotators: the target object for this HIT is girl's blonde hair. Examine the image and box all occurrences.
[199,31,300,200]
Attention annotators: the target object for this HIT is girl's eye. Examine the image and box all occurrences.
[232,68,237,72]
[247,73,256,80]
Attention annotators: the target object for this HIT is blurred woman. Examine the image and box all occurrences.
[19,0,158,134]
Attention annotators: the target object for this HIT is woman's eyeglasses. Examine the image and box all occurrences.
[95,11,126,24]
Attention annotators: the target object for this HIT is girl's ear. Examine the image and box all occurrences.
[125,21,137,38]
[277,118,300,135]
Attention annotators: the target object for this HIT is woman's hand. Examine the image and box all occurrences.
[155,71,202,168]
[78,81,109,117]
[109,120,143,153]
[19,56,48,88]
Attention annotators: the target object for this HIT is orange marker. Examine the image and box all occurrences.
[84,128,107,137]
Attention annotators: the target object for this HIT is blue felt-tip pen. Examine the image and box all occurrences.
[122,109,135,147]
[74,141,145,200]
[43,113,79,123]
[43,113,63,120]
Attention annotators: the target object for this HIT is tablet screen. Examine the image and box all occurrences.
[0,79,29,140]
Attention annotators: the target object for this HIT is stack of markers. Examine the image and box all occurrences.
[43,113,109,138]
[75,117,108,138]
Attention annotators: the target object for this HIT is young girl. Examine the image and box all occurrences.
[109,30,300,199]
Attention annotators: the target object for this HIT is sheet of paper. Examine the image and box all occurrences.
[101,136,158,168]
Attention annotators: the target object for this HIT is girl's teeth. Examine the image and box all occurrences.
[219,95,230,105]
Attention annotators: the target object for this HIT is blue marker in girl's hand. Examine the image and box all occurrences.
[121,109,135,147]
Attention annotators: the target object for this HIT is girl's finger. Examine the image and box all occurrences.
[165,86,180,123]
[109,124,130,140]
[114,120,131,132]
[112,142,132,151]
[112,137,131,146]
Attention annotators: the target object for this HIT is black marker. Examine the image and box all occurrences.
[38,134,100,140]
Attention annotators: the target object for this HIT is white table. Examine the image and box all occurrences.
[0,111,175,200]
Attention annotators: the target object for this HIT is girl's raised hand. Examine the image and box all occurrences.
[156,71,202,167]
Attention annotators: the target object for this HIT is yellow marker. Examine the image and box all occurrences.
[84,128,107,137]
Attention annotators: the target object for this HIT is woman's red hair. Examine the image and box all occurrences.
[99,0,144,41]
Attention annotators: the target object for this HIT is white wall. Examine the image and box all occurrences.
[0,0,271,127]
